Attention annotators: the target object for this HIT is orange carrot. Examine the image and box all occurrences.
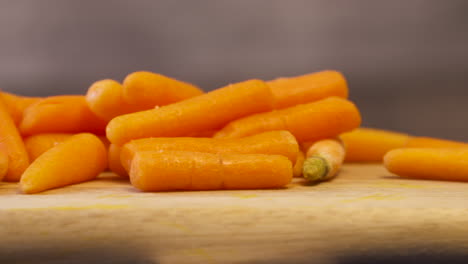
[24,133,73,161]
[300,141,316,153]
[214,97,361,142]
[0,152,8,181]
[108,144,127,177]
[107,79,274,145]
[293,151,305,177]
[405,137,468,149]
[130,151,292,191]
[122,71,204,109]
[20,133,107,194]
[303,138,345,182]
[20,95,107,136]
[86,79,142,121]
[99,136,111,150]
[0,91,42,126]
[188,129,219,138]
[268,70,348,109]
[340,128,410,162]
[120,130,299,172]
[0,99,30,181]
[340,128,467,162]
[24,133,109,161]
[384,148,468,182]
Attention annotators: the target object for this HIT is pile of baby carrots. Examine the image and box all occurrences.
[0,70,466,194]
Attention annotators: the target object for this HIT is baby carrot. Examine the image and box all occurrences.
[300,141,316,153]
[0,99,30,181]
[120,130,299,172]
[340,128,410,162]
[86,79,142,121]
[0,91,41,126]
[107,79,274,145]
[188,129,219,138]
[20,133,107,194]
[303,139,345,182]
[130,151,292,191]
[123,71,204,109]
[405,137,468,149]
[24,133,109,161]
[214,97,361,142]
[20,95,107,136]
[24,133,73,161]
[0,152,8,181]
[108,144,127,177]
[268,70,348,109]
[339,128,467,162]
[384,148,468,182]
[293,151,305,177]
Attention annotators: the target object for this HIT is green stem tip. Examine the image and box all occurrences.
[302,156,329,182]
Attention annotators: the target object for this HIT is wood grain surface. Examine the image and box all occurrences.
[1,164,468,264]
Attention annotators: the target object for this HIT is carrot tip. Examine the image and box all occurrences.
[303,156,329,182]
[20,184,33,194]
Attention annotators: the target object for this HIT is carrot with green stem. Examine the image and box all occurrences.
[130,151,292,192]
[340,128,410,162]
[123,71,204,109]
[24,133,109,161]
[384,148,468,182]
[107,79,274,145]
[214,97,361,142]
[0,91,41,126]
[20,133,107,194]
[0,152,8,181]
[86,79,142,121]
[0,98,30,181]
[303,138,345,182]
[20,96,107,136]
[268,70,348,109]
[120,130,299,172]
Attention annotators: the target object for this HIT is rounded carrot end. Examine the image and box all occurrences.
[105,118,120,145]
[85,79,119,120]
[122,71,203,108]
[303,156,329,182]
[316,70,349,99]
[0,152,8,181]
[382,149,401,171]
[108,144,128,178]
[19,172,41,194]
[19,182,36,194]
[128,155,148,191]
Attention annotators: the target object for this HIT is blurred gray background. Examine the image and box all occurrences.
[0,0,467,140]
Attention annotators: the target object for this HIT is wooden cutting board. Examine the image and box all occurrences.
[1,164,468,264]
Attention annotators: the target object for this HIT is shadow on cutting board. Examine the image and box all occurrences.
[335,250,468,264]
[0,240,157,264]
[2,240,468,264]
[246,249,468,264]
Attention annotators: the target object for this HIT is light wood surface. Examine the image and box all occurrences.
[1,164,468,264]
